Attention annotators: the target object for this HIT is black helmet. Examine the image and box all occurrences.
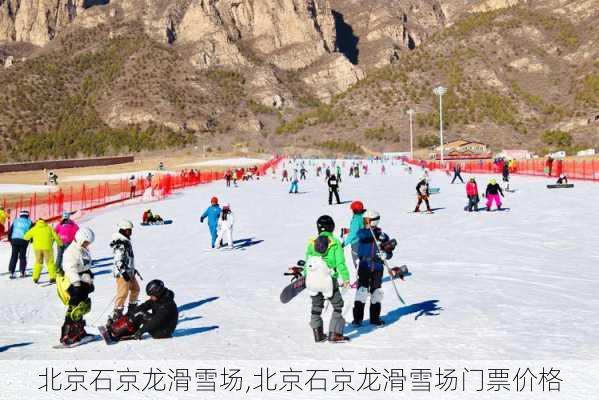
[146,279,166,297]
[316,215,335,233]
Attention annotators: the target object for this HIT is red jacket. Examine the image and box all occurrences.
[466,182,478,196]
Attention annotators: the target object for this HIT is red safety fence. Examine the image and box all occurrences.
[406,158,599,181]
[0,156,284,238]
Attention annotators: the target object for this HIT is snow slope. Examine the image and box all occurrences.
[178,157,268,168]
[0,184,57,193]
[62,170,174,182]
[0,161,598,365]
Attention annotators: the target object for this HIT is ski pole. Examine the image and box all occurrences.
[90,295,116,327]
[368,227,406,305]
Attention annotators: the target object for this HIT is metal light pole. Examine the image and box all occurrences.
[433,85,447,165]
[406,109,415,160]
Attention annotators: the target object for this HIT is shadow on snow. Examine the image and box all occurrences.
[0,342,33,352]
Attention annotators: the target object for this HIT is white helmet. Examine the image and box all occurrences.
[363,210,381,227]
[118,219,134,230]
[75,227,95,245]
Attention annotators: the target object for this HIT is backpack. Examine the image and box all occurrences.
[305,256,333,298]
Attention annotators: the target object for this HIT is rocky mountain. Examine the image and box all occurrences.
[0,0,597,160]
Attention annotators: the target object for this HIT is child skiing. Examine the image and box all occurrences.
[289,170,299,194]
[352,210,396,327]
[23,218,63,284]
[485,179,504,211]
[414,177,433,213]
[7,210,32,279]
[200,197,222,248]
[108,220,140,326]
[216,204,235,249]
[465,177,480,212]
[304,215,351,342]
[55,211,79,270]
[451,164,464,183]
[56,227,96,345]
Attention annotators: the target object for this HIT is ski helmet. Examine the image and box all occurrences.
[350,201,365,213]
[19,210,29,217]
[62,211,71,220]
[211,196,218,205]
[316,215,335,233]
[146,279,166,298]
[75,227,95,245]
[363,210,381,227]
[118,219,134,230]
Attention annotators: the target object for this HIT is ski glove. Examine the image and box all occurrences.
[200,217,205,223]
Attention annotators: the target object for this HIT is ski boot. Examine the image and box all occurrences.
[313,327,327,343]
[369,303,385,326]
[352,301,365,327]
[20,272,26,278]
[9,273,16,280]
[328,332,350,343]
[60,317,85,345]
[106,308,123,330]
[126,303,137,317]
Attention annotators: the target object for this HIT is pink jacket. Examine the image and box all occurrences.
[466,182,478,196]
[55,220,79,245]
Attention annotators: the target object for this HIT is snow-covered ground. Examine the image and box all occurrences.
[62,170,174,182]
[0,183,57,193]
[178,157,268,168]
[0,161,598,398]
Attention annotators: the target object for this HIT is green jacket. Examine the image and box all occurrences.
[23,219,63,250]
[304,231,350,282]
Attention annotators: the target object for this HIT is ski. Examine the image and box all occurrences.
[280,260,306,304]
[52,334,102,349]
[547,184,574,189]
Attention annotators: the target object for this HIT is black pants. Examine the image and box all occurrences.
[357,267,384,293]
[328,189,340,205]
[9,239,28,274]
[467,195,479,212]
[451,172,464,183]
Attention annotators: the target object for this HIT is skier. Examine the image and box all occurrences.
[327,174,341,205]
[414,177,433,213]
[502,161,510,191]
[336,165,342,183]
[56,227,96,345]
[216,204,235,249]
[353,165,360,178]
[128,175,136,198]
[325,167,331,179]
[105,280,178,341]
[142,209,164,225]
[282,169,289,182]
[300,167,307,180]
[7,210,32,279]
[289,170,299,194]
[55,211,79,271]
[23,218,63,284]
[465,177,480,212]
[451,164,464,184]
[200,197,222,248]
[484,179,504,211]
[225,170,233,187]
[352,210,396,326]
[556,174,568,184]
[304,215,350,342]
[342,201,366,269]
[107,220,140,326]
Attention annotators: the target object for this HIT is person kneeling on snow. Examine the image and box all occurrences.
[142,209,163,225]
[556,174,568,184]
[304,215,350,343]
[352,210,396,327]
[484,179,504,211]
[106,279,178,341]
[216,204,234,249]
[56,227,96,345]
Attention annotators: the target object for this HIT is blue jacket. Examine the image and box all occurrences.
[343,212,364,247]
[201,205,221,229]
[9,217,33,241]
[356,228,390,271]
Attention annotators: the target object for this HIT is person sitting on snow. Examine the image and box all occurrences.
[142,209,163,225]
[556,174,568,184]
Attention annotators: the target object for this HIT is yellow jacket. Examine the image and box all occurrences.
[23,219,63,250]
[0,209,6,225]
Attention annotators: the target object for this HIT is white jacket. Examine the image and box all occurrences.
[62,241,93,286]
[218,211,235,231]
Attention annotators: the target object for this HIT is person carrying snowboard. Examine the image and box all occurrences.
[289,170,299,194]
[216,204,235,249]
[55,211,79,271]
[342,201,366,269]
[414,177,433,213]
[200,197,222,248]
[484,179,504,211]
[327,174,341,205]
[451,163,464,184]
[105,279,178,342]
[56,227,96,345]
[465,177,480,212]
[23,218,63,284]
[7,210,32,279]
[303,215,351,343]
[107,220,140,326]
[352,210,396,326]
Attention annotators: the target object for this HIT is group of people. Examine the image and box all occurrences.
[200,197,235,249]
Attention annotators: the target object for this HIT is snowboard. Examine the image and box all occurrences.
[547,184,574,189]
[140,220,173,226]
[429,188,441,194]
[280,276,306,304]
[98,326,117,345]
[53,334,101,349]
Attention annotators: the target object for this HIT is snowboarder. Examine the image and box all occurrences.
[108,220,140,326]
[7,210,32,279]
[556,174,568,184]
[342,201,365,269]
[56,227,96,345]
[289,170,299,194]
[484,179,504,211]
[414,177,433,213]
[142,209,164,225]
[23,218,63,284]
[200,197,222,248]
[105,280,178,342]
[451,164,464,184]
[352,210,396,326]
[465,177,480,212]
[55,211,79,271]
[304,215,350,342]
[216,204,234,249]
[327,174,341,205]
